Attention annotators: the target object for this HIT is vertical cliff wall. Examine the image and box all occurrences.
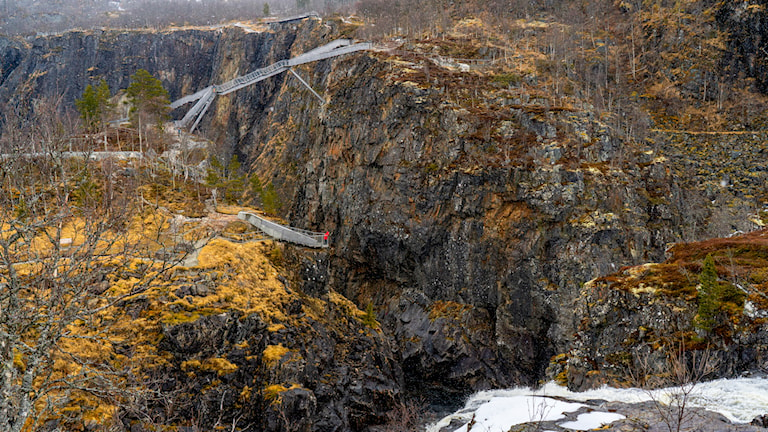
[0,21,316,128]
[2,12,767,419]
[224,45,766,398]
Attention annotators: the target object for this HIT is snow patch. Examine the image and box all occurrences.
[559,411,626,430]
[431,396,584,432]
[427,377,768,432]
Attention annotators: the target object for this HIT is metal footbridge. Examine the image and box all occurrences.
[171,39,371,132]
[238,211,328,248]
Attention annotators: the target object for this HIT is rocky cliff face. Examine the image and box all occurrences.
[2,10,768,429]
[234,45,766,398]
[0,20,405,432]
[0,22,310,125]
[549,229,768,391]
[719,0,768,94]
[146,275,402,432]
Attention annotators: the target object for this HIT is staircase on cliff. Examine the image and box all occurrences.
[171,39,372,132]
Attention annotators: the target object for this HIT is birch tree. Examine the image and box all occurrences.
[0,100,178,431]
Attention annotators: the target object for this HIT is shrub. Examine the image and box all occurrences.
[260,182,282,216]
[267,245,283,267]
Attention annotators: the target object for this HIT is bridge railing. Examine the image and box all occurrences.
[0,151,143,160]
[299,39,351,58]
[237,211,328,248]
[171,86,213,109]
[217,59,291,95]
[177,87,214,127]
[170,39,372,129]
[171,40,371,107]
[268,12,320,24]
[287,42,371,67]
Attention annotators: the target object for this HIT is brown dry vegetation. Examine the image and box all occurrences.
[668,230,768,309]
[565,231,768,391]
[591,229,768,341]
[595,230,768,295]
[13,192,373,430]
[368,0,768,142]
[0,101,371,428]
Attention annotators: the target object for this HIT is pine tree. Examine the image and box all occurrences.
[362,303,378,328]
[76,79,112,133]
[261,182,281,216]
[205,155,224,189]
[263,2,270,15]
[96,79,112,120]
[126,69,170,152]
[249,173,263,195]
[126,69,170,123]
[226,154,241,179]
[76,84,98,131]
[224,155,245,204]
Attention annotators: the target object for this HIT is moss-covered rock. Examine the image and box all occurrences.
[551,229,768,390]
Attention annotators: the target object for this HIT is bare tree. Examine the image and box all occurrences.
[0,99,181,431]
[381,398,425,432]
[631,339,719,432]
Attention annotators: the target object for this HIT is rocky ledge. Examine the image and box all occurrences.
[549,229,768,391]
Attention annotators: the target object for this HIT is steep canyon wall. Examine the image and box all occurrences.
[1,13,768,428]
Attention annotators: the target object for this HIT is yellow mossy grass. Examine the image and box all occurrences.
[201,357,238,376]
[81,402,117,424]
[192,239,290,322]
[239,385,252,403]
[59,336,114,364]
[160,311,201,325]
[27,218,88,254]
[181,357,237,376]
[262,344,291,368]
[120,209,173,254]
[107,275,141,296]
[195,237,270,269]
[9,209,174,259]
[263,384,288,402]
[9,202,324,426]
[263,383,301,404]
[328,290,367,320]
[12,349,25,371]
[181,359,201,371]
[55,392,118,426]
[215,204,259,215]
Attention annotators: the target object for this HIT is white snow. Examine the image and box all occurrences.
[533,378,768,423]
[427,377,768,432]
[449,396,584,432]
[559,412,626,430]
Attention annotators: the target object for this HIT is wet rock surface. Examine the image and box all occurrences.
[254,47,767,399]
